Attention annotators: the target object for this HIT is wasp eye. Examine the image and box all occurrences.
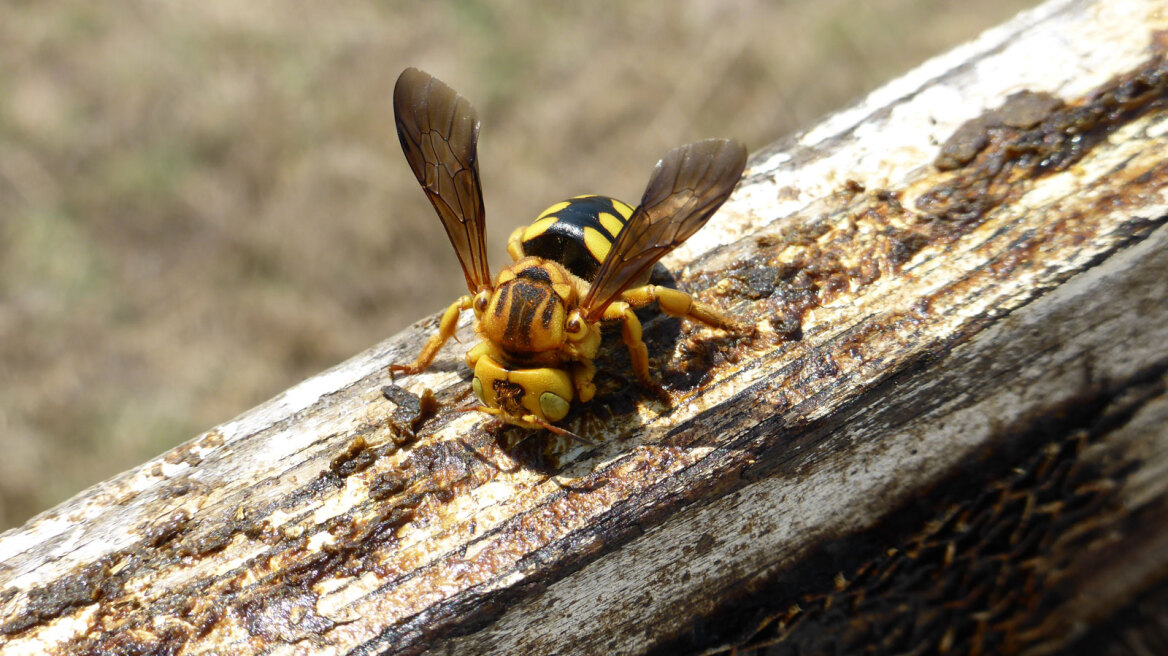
[473,291,491,315]
[539,392,570,422]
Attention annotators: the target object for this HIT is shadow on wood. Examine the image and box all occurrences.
[2,0,1167,654]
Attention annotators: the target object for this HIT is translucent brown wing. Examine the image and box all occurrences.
[394,68,492,292]
[581,139,748,321]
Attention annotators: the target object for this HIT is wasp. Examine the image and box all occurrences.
[390,68,748,442]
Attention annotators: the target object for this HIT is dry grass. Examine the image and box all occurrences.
[0,0,1039,529]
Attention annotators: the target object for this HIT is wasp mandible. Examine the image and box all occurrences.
[390,68,748,442]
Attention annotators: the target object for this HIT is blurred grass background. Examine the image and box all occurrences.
[0,0,1040,530]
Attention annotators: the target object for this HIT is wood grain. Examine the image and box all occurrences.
[2,0,1167,654]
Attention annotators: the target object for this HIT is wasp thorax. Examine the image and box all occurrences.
[481,266,569,354]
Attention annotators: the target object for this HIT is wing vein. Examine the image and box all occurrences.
[581,139,747,321]
[394,68,491,293]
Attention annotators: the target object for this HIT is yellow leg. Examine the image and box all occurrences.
[602,301,668,402]
[465,341,491,369]
[571,359,597,403]
[507,226,527,261]
[620,285,739,331]
[390,295,473,375]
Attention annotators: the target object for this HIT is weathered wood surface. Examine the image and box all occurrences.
[3,0,1168,654]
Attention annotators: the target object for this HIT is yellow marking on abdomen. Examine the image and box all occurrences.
[522,216,559,242]
[597,212,625,238]
[535,202,570,221]
[583,227,612,263]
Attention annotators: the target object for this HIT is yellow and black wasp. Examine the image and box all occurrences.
[390,68,748,442]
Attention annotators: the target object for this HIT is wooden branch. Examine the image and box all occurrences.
[3,0,1168,654]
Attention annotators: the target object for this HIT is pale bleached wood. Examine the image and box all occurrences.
[3,0,1168,654]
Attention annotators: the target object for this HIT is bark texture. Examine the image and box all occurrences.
[2,0,1167,654]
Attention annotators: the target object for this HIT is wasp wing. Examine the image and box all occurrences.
[581,139,747,321]
[394,68,492,292]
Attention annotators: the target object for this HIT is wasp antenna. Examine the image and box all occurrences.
[532,418,595,446]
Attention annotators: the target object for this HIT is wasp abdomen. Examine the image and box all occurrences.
[517,195,635,282]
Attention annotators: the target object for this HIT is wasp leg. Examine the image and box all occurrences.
[620,285,741,331]
[602,301,670,403]
[571,359,597,403]
[390,295,474,376]
[465,341,491,368]
[506,226,526,262]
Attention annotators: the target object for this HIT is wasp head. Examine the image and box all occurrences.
[471,353,574,425]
